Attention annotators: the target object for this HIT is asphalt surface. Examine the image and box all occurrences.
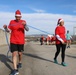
[0,42,76,75]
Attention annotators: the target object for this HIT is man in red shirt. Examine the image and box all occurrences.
[54,18,67,66]
[3,10,29,75]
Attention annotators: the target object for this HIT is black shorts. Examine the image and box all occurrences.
[10,43,24,53]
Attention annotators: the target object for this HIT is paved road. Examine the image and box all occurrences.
[0,42,76,75]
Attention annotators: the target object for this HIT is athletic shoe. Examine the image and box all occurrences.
[54,59,58,64]
[67,46,69,48]
[69,46,70,48]
[10,69,19,75]
[67,46,70,48]
[17,63,22,69]
[61,62,67,66]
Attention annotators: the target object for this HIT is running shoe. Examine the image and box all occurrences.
[54,59,58,64]
[61,62,67,66]
[17,63,22,69]
[10,69,19,75]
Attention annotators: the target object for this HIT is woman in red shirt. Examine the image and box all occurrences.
[54,18,67,66]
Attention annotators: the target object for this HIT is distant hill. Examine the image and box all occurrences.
[27,34,49,37]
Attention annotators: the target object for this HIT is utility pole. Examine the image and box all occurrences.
[73,27,76,35]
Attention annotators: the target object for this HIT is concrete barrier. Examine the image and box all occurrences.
[0,29,10,46]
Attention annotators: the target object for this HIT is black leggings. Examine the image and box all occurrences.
[54,44,66,62]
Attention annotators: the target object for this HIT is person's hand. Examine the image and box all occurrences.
[61,41,65,44]
[22,21,26,26]
[3,25,7,29]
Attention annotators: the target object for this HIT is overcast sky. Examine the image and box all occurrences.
[0,0,76,35]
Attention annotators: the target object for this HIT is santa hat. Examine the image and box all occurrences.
[48,35,53,37]
[57,18,64,25]
[15,10,21,16]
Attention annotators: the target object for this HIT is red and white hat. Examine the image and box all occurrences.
[15,10,21,16]
[57,18,64,25]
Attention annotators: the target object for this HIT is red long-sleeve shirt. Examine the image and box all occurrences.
[55,26,66,44]
[8,20,26,44]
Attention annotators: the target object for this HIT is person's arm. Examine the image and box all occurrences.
[5,28,10,32]
[22,21,29,31]
[25,25,29,31]
[3,25,10,32]
[70,36,72,39]
[56,35,64,42]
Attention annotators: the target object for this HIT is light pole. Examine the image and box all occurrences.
[73,27,76,35]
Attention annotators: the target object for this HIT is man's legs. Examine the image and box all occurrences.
[17,44,24,69]
[18,52,22,63]
[12,51,18,70]
[67,40,69,48]
[68,40,71,48]
[11,52,22,65]
[10,43,19,75]
[67,40,71,48]
[10,51,19,75]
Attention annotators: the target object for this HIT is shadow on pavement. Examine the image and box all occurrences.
[23,53,62,66]
[23,53,54,63]
[0,54,12,71]
[66,55,76,59]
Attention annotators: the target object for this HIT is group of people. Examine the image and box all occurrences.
[40,31,72,48]
[40,35,56,45]
[3,10,72,75]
